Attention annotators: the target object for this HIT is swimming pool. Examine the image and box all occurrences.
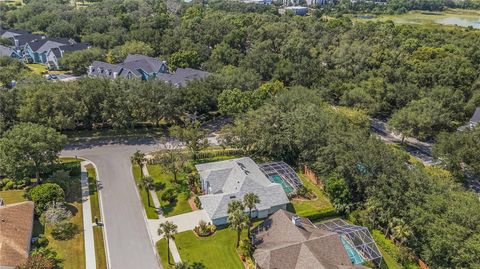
[269,174,294,194]
[341,237,365,264]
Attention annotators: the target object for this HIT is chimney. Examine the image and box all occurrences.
[113,72,118,79]
[14,38,19,47]
[292,215,302,227]
[88,65,93,75]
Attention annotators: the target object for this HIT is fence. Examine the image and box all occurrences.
[303,165,324,188]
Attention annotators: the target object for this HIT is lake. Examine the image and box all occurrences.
[435,16,480,28]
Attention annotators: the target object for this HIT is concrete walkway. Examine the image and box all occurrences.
[169,239,182,263]
[80,161,97,269]
[142,164,164,216]
[147,210,211,243]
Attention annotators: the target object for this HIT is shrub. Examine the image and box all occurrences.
[33,234,49,248]
[15,179,28,189]
[40,202,72,225]
[51,222,78,240]
[194,220,216,237]
[161,188,176,202]
[194,196,202,209]
[27,183,65,215]
[4,180,14,190]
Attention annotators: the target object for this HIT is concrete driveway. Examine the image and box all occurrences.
[147,210,211,243]
[62,138,165,269]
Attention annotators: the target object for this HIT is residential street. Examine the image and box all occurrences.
[62,138,164,269]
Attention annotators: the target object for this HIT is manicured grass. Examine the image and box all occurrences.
[173,229,244,269]
[93,226,107,269]
[156,238,175,269]
[0,189,26,204]
[86,166,107,269]
[27,63,48,74]
[289,173,337,221]
[147,164,192,217]
[132,165,158,219]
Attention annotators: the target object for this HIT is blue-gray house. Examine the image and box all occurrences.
[88,54,169,80]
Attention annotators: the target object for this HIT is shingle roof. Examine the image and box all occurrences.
[59,42,89,53]
[0,28,29,38]
[89,61,123,78]
[197,157,289,220]
[0,45,15,57]
[0,201,34,268]
[253,210,368,269]
[122,54,166,74]
[156,68,210,87]
[28,38,68,53]
[470,107,480,124]
[50,47,62,58]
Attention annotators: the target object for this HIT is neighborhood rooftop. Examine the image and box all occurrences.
[253,209,369,269]
[0,201,35,269]
[196,157,289,225]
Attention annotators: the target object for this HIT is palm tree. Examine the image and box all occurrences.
[139,176,154,207]
[392,220,412,244]
[131,150,146,177]
[243,192,260,239]
[227,200,244,214]
[228,209,248,248]
[158,221,178,265]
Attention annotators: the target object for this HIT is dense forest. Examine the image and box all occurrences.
[1,0,480,268]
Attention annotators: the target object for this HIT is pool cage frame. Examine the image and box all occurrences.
[317,219,383,267]
[259,161,303,193]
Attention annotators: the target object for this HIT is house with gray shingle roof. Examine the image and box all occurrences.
[88,54,168,80]
[0,44,20,59]
[196,157,289,225]
[252,210,370,269]
[88,54,210,84]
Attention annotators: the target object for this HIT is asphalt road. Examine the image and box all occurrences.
[62,138,164,269]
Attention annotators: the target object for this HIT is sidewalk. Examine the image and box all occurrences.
[142,164,164,216]
[80,161,97,269]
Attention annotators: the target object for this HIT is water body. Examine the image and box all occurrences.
[435,16,480,28]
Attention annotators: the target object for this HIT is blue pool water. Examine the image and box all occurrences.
[341,237,364,264]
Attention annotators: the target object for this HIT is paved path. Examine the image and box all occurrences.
[169,240,182,263]
[63,139,164,269]
[142,164,163,215]
[80,161,97,269]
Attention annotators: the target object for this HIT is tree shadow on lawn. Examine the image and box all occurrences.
[161,197,178,216]
[154,182,166,191]
[65,203,79,217]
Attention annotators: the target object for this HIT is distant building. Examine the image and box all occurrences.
[458,107,480,131]
[240,0,272,4]
[196,157,289,225]
[0,201,35,269]
[88,54,210,86]
[280,6,309,15]
[0,28,90,69]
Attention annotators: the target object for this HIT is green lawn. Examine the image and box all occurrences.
[87,166,107,269]
[156,239,175,269]
[172,229,244,269]
[289,173,337,222]
[147,164,192,217]
[0,189,26,204]
[132,165,159,219]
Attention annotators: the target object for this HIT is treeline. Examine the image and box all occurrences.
[0,63,267,133]
[223,88,480,269]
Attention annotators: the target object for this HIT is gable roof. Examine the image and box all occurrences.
[90,61,123,78]
[470,107,480,124]
[12,33,45,47]
[197,157,289,220]
[122,54,166,74]
[0,201,34,268]
[0,28,29,38]
[27,38,69,53]
[253,210,367,269]
[59,42,89,53]
[157,68,210,87]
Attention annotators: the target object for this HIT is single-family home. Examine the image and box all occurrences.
[457,107,480,131]
[252,210,379,269]
[0,201,35,269]
[196,157,289,225]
